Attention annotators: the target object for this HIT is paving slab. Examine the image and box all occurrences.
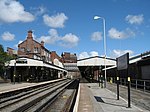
[0,83,35,93]
[78,83,94,112]
[0,79,63,94]
[77,83,147,112]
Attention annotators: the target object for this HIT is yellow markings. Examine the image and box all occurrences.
[117,77,119,80]
[63,95,67,99]
[128,77,131,81]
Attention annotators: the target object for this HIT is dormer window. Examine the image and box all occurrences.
[20,47,25,52]
[34,47,39,53]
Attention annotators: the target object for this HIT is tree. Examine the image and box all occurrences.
[0,44,13,77]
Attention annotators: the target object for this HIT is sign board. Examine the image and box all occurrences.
[16,59,27,64]
[117,53,129,70]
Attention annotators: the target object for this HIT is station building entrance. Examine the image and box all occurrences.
[77,56,116,82]
[6,58,67,82]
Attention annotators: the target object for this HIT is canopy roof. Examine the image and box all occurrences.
[7,57,67,72]
[77,56,116,66]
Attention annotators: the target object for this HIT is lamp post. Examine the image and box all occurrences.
[94,16,107,88]
[13,59,16,84]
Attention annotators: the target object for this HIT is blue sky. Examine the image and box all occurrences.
[0,0,150,59]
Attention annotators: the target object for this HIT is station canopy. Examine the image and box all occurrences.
[77,56,116,67]
[7,57,67,72]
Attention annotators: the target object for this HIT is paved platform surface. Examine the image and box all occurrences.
[77,83,148,112]
[0,79,63,94]
[0,82,35,93]
[106,82,150,111]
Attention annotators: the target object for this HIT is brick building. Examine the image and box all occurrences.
[18,30,51,63]
[50,51,61,63]
[61,52,77,63]
[7,47,17,56]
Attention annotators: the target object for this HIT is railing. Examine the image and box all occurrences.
[107,77,150,92]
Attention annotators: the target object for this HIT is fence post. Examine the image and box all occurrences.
[124,78,126,86]
[144,81,145,92]
[120,78,122,85]
[136,80,137,90]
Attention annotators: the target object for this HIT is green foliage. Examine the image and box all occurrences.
[0,44,13,76]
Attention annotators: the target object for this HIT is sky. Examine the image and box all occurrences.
[0,0,150,59]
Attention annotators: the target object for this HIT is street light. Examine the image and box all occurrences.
[13,59,16,84]
[94,15,107,88]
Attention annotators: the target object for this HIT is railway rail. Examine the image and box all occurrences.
[0,79,79,112]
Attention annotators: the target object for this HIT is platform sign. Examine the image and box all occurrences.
[117,53,129,70]
[16,59,27,64]
[116,53,131,108]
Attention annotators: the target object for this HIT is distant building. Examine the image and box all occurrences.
[61,52,77,63]
[60,52,79,79]
[50,51,61,64]
[63,63,80,79]
[17,30,51,63]
[7,47,17,56]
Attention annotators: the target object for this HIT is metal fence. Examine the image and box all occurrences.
[107,77,150,92]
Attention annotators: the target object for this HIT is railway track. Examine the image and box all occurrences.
[0,79,79,112]
[44,79,79,112]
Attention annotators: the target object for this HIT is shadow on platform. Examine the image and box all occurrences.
[94,96,127,108]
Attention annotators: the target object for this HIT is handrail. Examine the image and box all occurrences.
[107,77,150,92]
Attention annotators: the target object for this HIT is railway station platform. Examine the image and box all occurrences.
[75,83,147,112]
[0,79,63,94]
[0,82,35,94]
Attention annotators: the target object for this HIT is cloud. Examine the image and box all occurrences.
[37,29,79,48]
[60,33,79,48]
[90,51,99,57]
[110,49,134,58]
[0,0,35,23]
[1,32,15,41]
[31,6,46,16]
[78,51,99,59]
[108,27,135,39]
[125,14,144,25]
[37,29,59,44]
[43,13,68,28]
[91,31,102,41]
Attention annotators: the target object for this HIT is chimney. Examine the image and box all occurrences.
[41,41,44,47]
[27,30,33,39]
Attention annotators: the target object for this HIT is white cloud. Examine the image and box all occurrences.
[108,27,135,39]
[31,6,46,16]
[43,13,68,28]
[110,49,134,58]
[37,29,59,44]
[1,32,15,41]
[91,31,102,41]
[78,51,99,59]
[60,33,79,48]
[90,51,99,57]
[125,14,144,25]
[37,29,79,48]
[78,52,89,59]
[0,0,35,23]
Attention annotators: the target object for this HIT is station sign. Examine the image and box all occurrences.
[16,59,27,64]
[117,53,129,70]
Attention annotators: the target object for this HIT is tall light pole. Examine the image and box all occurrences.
[94,15,107,88]
[13,59,16,84]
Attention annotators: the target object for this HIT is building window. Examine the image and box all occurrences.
[20,47,25,52]
[34,47,39,53]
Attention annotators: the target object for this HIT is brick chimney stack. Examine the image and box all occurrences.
[41,41,44,47]
[27,30,33,39]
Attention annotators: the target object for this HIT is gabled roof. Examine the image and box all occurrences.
[18,38,50,53]
[77,56,116,66]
